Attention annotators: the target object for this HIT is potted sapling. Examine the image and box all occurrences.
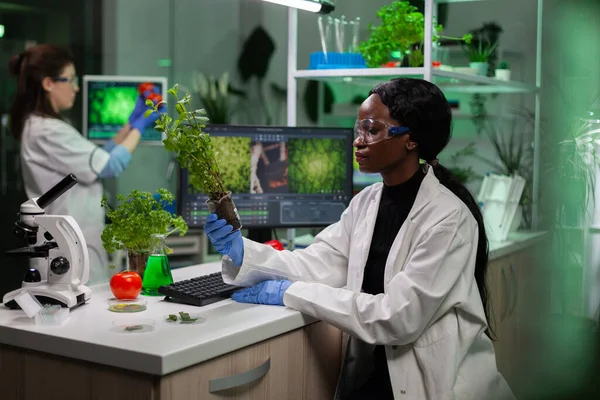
[101,189,188,279]
[146,84,242,230]
[463,38,497,76]
[495,60,511,81]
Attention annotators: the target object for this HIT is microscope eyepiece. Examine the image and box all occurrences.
[37,174,78,209]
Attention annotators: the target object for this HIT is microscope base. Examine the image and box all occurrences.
[2,284,91,310]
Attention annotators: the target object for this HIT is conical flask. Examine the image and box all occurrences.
[142,233,174,296]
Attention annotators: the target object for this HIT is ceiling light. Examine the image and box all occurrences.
[260,0,335,14]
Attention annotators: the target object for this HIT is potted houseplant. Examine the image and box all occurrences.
[192,71,231,124]
[358,1,472,68]
[147,84,243,230]
[101,189,188,277]
[495,60,511,81]
[463,38,498,76]
[468,113,534,228]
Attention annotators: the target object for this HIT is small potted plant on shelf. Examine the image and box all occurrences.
[101,189,189,278]
[495,60,511,81]
[358,1,472,68]
[147,84,243,230]
[463,38,498,76]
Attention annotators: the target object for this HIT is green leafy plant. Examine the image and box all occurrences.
[147,84,229,200]
[101,189,188,255]
[358,1,472,68]
[192,72,230,124]
[498,60,510,69]
[463,38,498,62]
[446,142,481,185]
[468,113,534,227]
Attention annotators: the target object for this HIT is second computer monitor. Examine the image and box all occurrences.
[179,125,354,229]
[82,75,167,144]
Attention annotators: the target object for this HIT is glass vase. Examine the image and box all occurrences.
[127,251,149,278]
[141,234,174,296]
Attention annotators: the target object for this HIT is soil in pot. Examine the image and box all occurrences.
[206,191,242,231]
[128,251,149,278]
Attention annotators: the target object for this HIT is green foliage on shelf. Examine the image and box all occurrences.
[358,1,471,68]
[148,84,228,200]
[287,138,347,194]
[101,189,188,255]
[498,60,510,69]
[463,38,498,62]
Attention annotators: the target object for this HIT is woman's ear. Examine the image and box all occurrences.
[41,77,54,92]
[405,138,418,152]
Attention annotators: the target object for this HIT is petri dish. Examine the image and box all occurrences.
[111,318,155,333]
[108,298,147,313]
[164,312,206,325]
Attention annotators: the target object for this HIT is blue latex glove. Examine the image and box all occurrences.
[128,87,160,124]
[131,103,166,134]
[203,213,244,266]
[128,95,147,125]
[232,280,292,306]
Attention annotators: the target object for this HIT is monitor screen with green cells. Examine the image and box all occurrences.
[82,75,167,144]
[178,125,354,229]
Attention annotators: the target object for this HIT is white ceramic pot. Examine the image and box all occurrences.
[495,69,512,81]
[469,62,488,76]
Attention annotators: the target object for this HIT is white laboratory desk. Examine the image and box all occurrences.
[0,231,547,400]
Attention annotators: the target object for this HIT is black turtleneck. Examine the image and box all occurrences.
[350,167,425,399]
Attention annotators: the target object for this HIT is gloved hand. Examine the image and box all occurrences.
[232,280,292,306]
[128,87,160,124]
[130,103,166,134]
[203,213,244,266]
[128,95,147,125]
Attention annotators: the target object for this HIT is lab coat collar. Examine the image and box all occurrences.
[409,164,440,220]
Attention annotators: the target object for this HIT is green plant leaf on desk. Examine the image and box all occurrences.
[101,189,189,255]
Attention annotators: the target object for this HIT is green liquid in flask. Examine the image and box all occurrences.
[142,234,174,296]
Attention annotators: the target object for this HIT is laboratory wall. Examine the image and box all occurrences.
[98,0,545,201]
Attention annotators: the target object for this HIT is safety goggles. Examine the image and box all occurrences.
[52,75,79,89]
[354,119,410,145]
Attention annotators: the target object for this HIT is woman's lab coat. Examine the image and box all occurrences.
[20,115,112,285]
[222,165,515,400]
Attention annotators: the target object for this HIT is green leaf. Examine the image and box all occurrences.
[145,99,154,107]
[144,109,154,118]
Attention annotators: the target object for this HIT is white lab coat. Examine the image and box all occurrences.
[222,165,515,400]
[20,115,111,285]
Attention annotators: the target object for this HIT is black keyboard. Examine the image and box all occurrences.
[158,272,240,307]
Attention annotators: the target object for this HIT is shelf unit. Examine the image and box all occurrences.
[286,0,544,229]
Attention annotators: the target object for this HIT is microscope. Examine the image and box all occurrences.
[2,174,92,309]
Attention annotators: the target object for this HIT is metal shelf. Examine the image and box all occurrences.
[293,68,538,94]
[286,0,544,228]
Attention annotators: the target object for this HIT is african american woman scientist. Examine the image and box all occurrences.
[203,78,515,400]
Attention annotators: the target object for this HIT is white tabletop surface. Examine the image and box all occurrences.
[0,231,545,376]
[0,262,315,376]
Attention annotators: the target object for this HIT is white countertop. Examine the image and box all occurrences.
[0,262,316,376]
[0,231,546,376]
[488,231,547,260]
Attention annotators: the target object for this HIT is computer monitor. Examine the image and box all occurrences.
[178,125,354,230]
[82,75,168,145]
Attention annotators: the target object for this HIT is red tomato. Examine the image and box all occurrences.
[147,92,163,104]
[138,82,155,96]
[110,271,142,300]
[264,240,284,251]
